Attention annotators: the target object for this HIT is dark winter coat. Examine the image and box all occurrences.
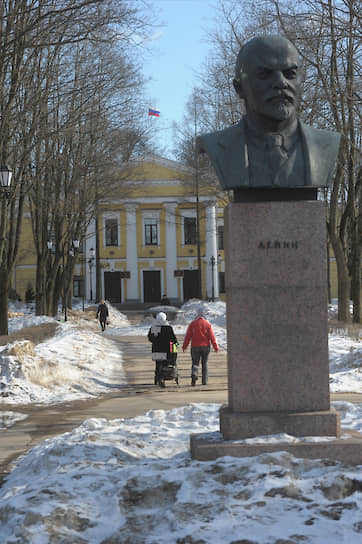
[148,324,177,359]
[96,303,109,322]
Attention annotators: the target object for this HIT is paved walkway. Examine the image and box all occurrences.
[1,333,361,483]
[0,335,228,482]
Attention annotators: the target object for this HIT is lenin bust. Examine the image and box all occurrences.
[198,36,341,195]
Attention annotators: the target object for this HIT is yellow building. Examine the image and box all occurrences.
[11,154,347,306]
[72,154,225,305]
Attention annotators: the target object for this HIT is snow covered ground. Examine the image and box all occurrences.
[0,300,361,543]
[0,403,362,543]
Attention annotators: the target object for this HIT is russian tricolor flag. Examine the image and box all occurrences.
[148,107,160,117]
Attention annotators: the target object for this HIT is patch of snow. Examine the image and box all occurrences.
[0,403,361,543]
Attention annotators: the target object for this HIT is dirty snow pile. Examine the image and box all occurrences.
[0,313,126,405]
[0,402,362,544]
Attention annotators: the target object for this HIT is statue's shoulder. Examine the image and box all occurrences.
[299,121,341,187]
[300,121,341,151]
[197,121,244,155]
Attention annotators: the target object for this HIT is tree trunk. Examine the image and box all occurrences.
[330,235,351,322]
[351,214,362,323]
[35,254,47,316]
[0,266,9,335]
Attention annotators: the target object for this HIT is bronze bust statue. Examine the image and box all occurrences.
[198,36,341,195]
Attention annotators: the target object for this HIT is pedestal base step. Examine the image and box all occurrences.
[220,405,340,440]
[190,430,362,465]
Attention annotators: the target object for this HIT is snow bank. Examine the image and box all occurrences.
[0,321,125,404]
[0,403,361,543]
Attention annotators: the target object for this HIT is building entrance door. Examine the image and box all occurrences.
[104,272,121,303]
[143,270,161,303]
[183,270,200,301]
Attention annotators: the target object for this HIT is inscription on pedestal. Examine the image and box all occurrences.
[258,240,299,249]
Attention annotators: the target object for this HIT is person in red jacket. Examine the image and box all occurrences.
[182,307,219,386]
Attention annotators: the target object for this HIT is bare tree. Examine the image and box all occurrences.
[272,0,361,322]
[186,0,361,321]
[0,0,157,329]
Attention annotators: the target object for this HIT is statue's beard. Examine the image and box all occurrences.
[270,102,293,120]
[266,95,295,121]
[247,96,296,125]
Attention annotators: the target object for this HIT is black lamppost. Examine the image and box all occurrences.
[69,239,81,311]
[0,166,13,336]
[88,247,95,302]
[81,239,85,311]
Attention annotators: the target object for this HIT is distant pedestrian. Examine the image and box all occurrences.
[182,307,219,386]
[161,294,171,305]
[96,299,109,331]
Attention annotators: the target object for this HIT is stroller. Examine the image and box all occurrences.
[153,342,179,387]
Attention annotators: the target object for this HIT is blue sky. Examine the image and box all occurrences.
[143,0,217,159]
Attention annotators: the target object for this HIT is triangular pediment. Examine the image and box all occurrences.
[121,154,194,181]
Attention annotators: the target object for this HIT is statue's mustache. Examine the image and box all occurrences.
[266,91,294,104]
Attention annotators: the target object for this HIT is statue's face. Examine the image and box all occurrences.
[236,38,302,124]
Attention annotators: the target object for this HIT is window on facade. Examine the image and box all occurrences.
[145,217,158,246]
[184,217,197,245]
[219,271,225,294]
[218,225,224,250]
[105,218,118,247]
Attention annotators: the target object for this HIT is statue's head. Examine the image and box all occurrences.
[233,35,302,126]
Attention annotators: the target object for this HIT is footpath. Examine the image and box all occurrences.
[0,334,228,482]
[1,333,361,484]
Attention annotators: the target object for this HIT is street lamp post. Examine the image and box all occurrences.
[210,256,216,302]
[88,248,95,302]
[0,166,13,336]
[81,239,85,311]
[68,239,79,319]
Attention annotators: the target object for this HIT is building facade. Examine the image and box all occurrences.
[10,153,345,306]
[81,154,225,305]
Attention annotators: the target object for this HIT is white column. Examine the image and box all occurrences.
[164,203,178,301]
[205,202,219,300]
[125,203,139,301]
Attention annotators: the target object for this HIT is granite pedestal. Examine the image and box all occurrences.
[191,201,362,464]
